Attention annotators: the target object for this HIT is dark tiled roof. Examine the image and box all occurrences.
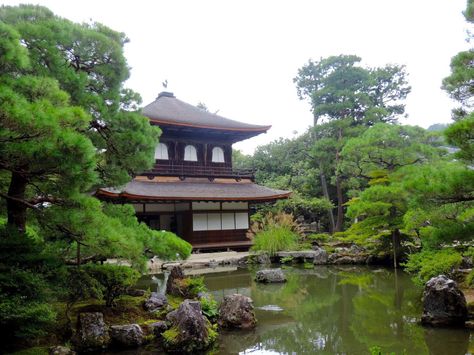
[97,179,290,202]
[142,92,271,132]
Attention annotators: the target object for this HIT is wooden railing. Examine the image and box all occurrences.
[142,162,255,181]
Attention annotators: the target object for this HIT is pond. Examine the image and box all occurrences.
[140,265,474,355]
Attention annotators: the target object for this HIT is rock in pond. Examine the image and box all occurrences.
[421,275,468,326]
[166,265,186,296]
[312,247,329,265]
[49,346,76,355]
[163,299,215,353]
[255,268,286,283]
[218,294,257,330]
[144,292,168,312]
[73,312,110,352]
[110,324,144,347]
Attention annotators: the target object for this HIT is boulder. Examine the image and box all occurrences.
[149,321,168,335]
[162,299,215,353]
[166,265,185,296]
[421,275,468,326]
[313,247,329,265]
[255,268,286,283]
[110,324,144,347]
[74,312,110,352]
[49,346,76,355]
[144,292,168,312]
[218,294,257,330]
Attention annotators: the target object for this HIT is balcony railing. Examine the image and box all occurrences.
[142,162,255,181]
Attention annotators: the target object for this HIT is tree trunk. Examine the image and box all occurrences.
[319,162,336,233]
[335,174,344,232]
[76,241,81,268]
[392,228,401,269]
[334,127,344,232]
[6,172,28,233]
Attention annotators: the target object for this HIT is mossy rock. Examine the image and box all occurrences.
[162,300,217,353]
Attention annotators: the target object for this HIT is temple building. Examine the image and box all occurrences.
[96,92,290,251]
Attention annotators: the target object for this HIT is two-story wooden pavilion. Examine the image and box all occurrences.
[96,92,290,251]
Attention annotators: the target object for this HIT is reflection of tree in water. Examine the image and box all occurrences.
[344,269,429,354]
[206,266,471,355]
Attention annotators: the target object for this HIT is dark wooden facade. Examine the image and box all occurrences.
[96,91,290,251]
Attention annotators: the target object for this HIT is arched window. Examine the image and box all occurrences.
[184,145,198,161]
[154,143,169,160]
[212,147,225,163]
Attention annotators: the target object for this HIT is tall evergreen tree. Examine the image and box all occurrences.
[294,55,410,231]
[0,5,159,233]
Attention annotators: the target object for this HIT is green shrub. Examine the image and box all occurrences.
[307,233,331,244]
[200,294,218,321]
[466,270,474,288]
[0,228,61,341]
[251,226,299,256]
[403,249,462,285]
[162,326,179,346]
[180,276,207,298]
[464,247,474,259]
[149,230,192,260]
[0,297,56,339]
[83,264,140,307]
[281,256,294,264]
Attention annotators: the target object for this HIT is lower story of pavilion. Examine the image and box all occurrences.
[96,176,291,251]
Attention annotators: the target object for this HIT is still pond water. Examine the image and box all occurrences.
[137,265,474,355]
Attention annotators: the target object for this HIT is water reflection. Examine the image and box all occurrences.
[143,266,473,355]
[207,266,471,355]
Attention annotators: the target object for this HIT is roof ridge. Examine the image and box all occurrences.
[142,92,271,133]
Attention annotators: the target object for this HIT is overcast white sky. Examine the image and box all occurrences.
[2,0,470,153]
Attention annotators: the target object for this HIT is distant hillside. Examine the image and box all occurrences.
[427,123,449,131]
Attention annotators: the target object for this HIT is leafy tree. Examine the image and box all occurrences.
[294,55,410,126]
[0,6,191,345]
[82,264,140,307]
[441,0,474,161]
[294,55,410,232]
[340,123,442,186]
[232,149,253,170]
[251,133,313,193]
[402,161,474,249]
[0,5,159,234]
[342,124,442,266]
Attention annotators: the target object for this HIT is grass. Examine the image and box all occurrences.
[162,326,179,346]
[251,226,299,256]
